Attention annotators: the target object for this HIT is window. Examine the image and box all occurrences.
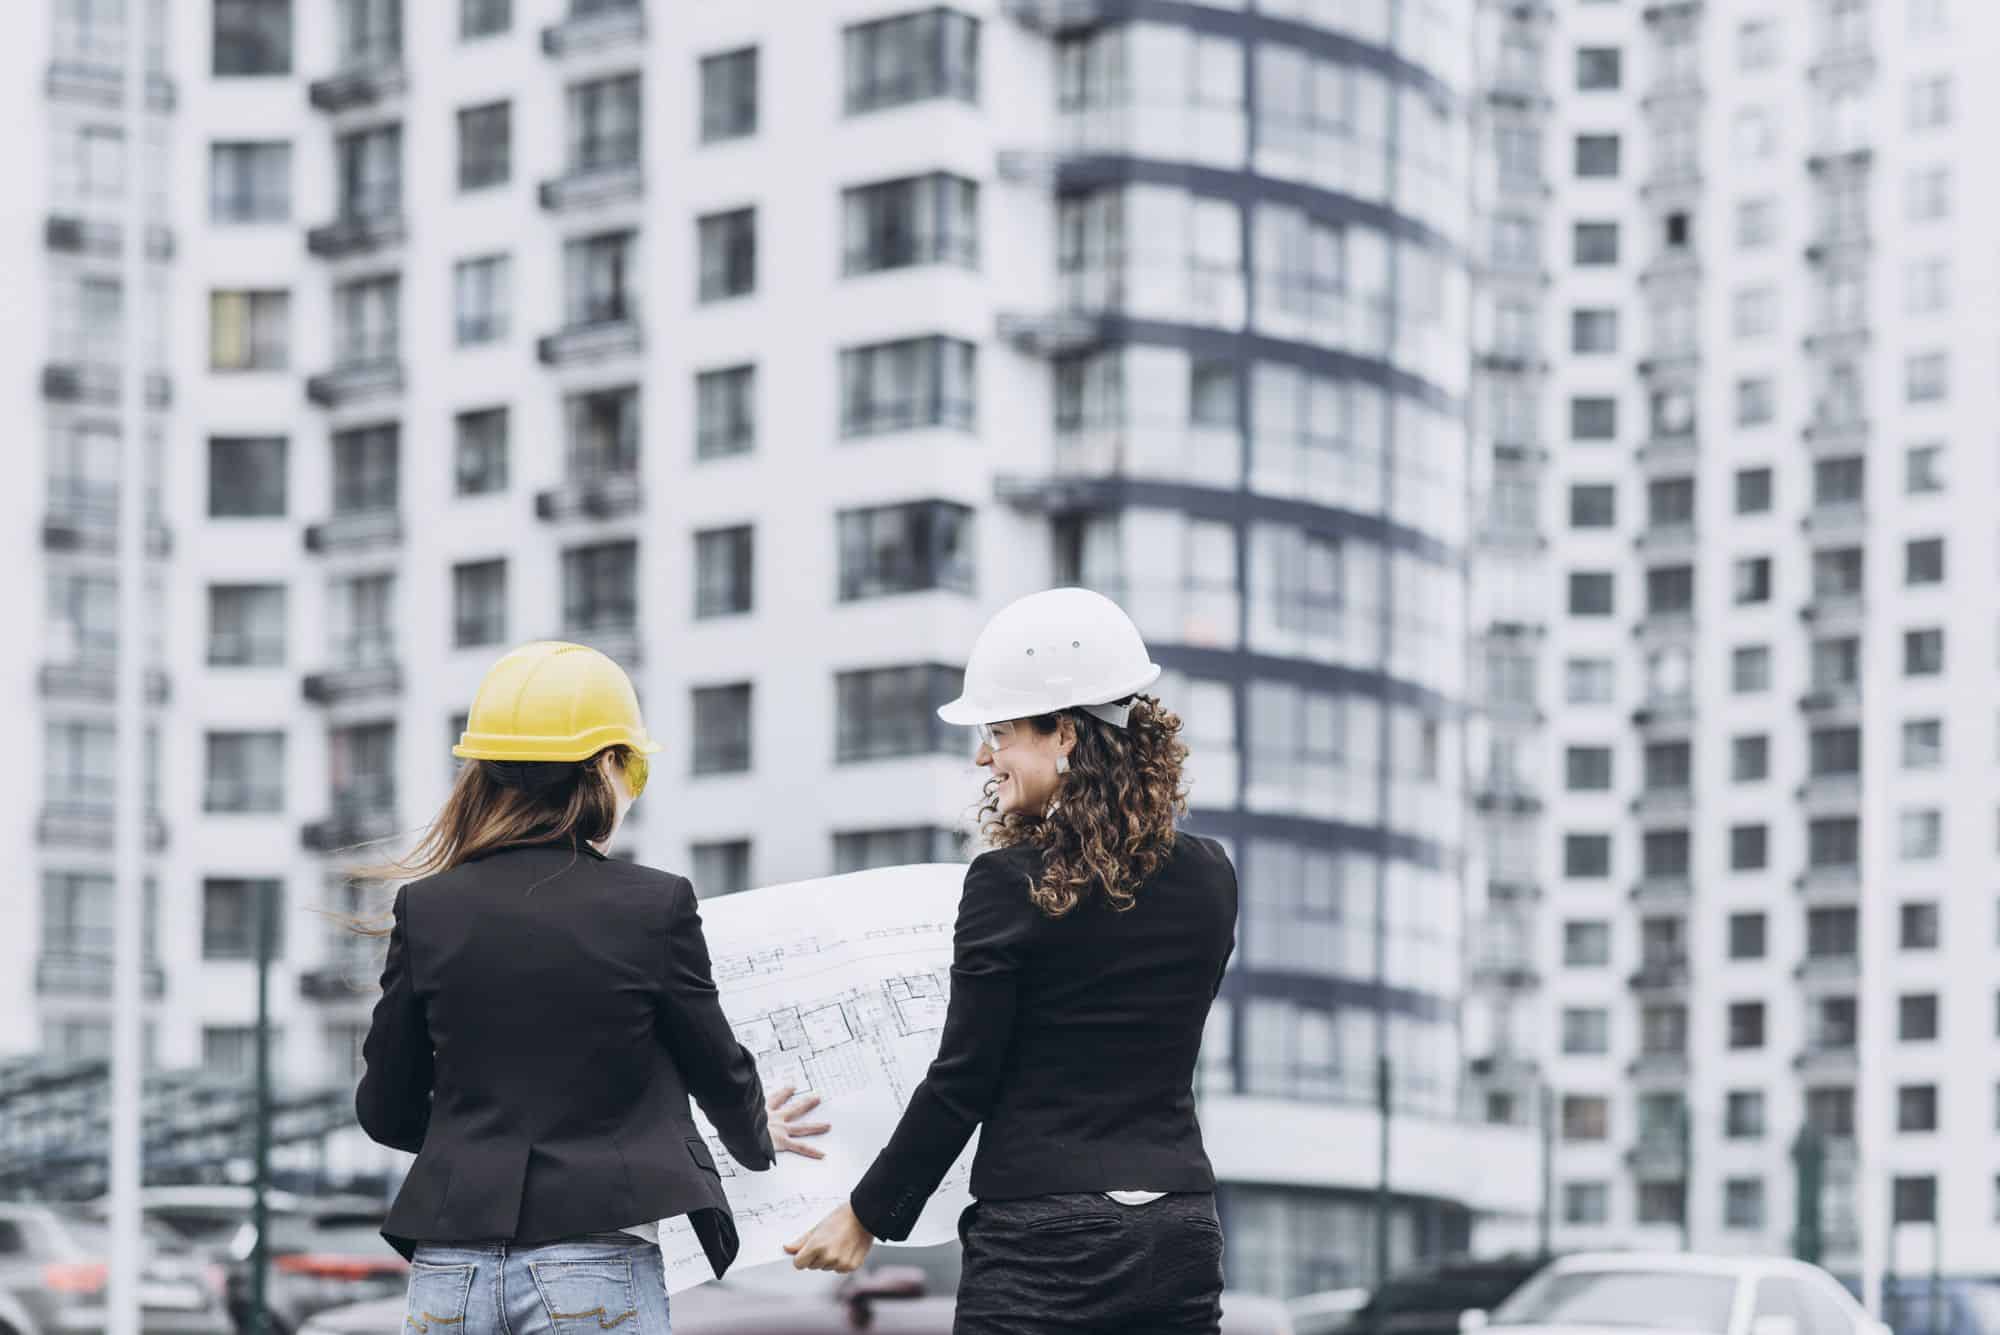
[698,208,757,302]
[844,8,980,113]
[690,840,752,898]
[1905,444,1945,494]
[215,0,293,75]
[1901,902,1941,951]
[1496,127,1541,188]
[1570,396,1617,441]
[209,290,289,372]
[336,124,401,220]
[1575,46,1621,90]
[1904,628,1945,677]
[1643,830,1690,880]
[1728,912,1766,960]
[1732,558,1772,608]
[696,365,756,459]
[1905,537,1945,586]
[208,584,286,667]
[1561,1095,1609,1141]
[208,437,287,517]
[204,731,285,813]
[332,274,398,366]
[566,73,641,171]
[1724,1179,1764,1231]
[840,335,976,436]
[1730,469,1772,516]
[1905,257,1951,316]
[833,827,964,874]
[334,0,401,66]
[1810,726,1862,778]
[1811,996,1859,1050]
[1906,166,1952,223]
[835,664,964,762]
[1726,1090,1765,1139]
[1895,1177,1938,1224]
[1809,817,1860,870]
[694,526,754,619]
[461,0,509,38]
[451,560,506,649]
[561,540,637,636]
[1902,719,1943,770]
[331,423,398,514]
[1563,920,1611,967]
[1568,484,1616,529]
[1563,1182,1608,1226]
[1732,735,1768,783]
[1730,825,1768,872]
[1647,566,1694,617]
[201,879,284,960]
[1651,475,1696,524]
[1908,75,1953,130]
[1570,308,1618,354]
[210,141,290,222]
[1641,1005,1687,1056]
[837,501,975,600]
[1807,908,1859,961]
[1641,741,1689,795]
[1812,547,1864,599]
[453,254,509,345]
[1566,658,1614,705]
[1568,572,1613,617]
[454,408,507,496]
[457,101,510,191]
[1900,808,1943,861]
[1814,457,1866,508]
[1736,198,1777,249]
[1564,833,1611,879]
[1735,377,1774,427]
[1900,993,1940,1042]
[1561,1007,1609,1055]
[1733,286,1778,339]
[1574,134,1621,178]
[691,683,753,775]
[563,230,636,327]
[700,47,758,142]
[1907,352,1948,404]
[843,173,979,274]
[1807,1088,1856,1140]
[1564,746,1613,792]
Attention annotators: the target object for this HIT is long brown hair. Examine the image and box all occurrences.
[978,694,1189,918]
[341,747,632,936]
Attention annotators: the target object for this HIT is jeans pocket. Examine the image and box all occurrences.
[403,1262,474,1335]
[526,1258,640,1335]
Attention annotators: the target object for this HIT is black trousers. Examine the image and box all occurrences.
[952,1193,1225,1335]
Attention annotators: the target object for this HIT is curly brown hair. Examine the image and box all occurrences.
[978,694,1189,918]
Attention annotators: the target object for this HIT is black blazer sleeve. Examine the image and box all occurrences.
[850,852,1034,1241]
[355,886,434,1154]
[655,876,776,1172]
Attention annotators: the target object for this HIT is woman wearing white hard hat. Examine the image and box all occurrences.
[786,589,1240,1335]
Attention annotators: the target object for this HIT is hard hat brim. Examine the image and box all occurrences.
[454,730,662,763]
[936,662,1162,726]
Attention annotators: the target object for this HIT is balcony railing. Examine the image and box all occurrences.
[542,2,645,57]
[1797,863,1862,897]
[45,215,175,261]
[1629,956,1689,992]
[1798,686,1861,719]
[537,318,642,368]
[1799,591,1865,628]
[536,470,643,523]
[305,358,403,409]
[1794,1043,1859,1076]
[304,508,402,555]
[45,62,176,111]
[538,162,643,214]
[308,51,406,112]
[302,635,402,705]
[37,801,168,851]
[1796,954,1860,987]
[300,942,379,1002]
[1631,876,1693,906]
[999,0,1106,32]
[35,952,165,999]
[42,362,171,409]
[1631,786,1693,821]
[1628,1051,1689,1082]
[307,210,405,260]
[302,782,399,853]
[38,660,171,705]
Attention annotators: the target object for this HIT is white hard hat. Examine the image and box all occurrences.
[939,588,1163,728]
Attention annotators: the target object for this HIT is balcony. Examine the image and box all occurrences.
[998,0,1107,32]
[1635,345,1700,381]
[1804,317,1869,358]
[37,801,168,852]
[535,471,643,523]
[308,53,406,112]
[1625,1130,1688,1175]
[1631,786,1693,822]
[306,359,403,410]
[1642,70,1703,109]
[1795,954,1860,988]
[1797,686,1860,721]
[1806,140,1872,175]
[1808,39,1876,84]
[1629,956,1689,993]
[539,163,643,214]
[1803,414,1869,454]
[302,637,401,706]
[1794,1043,1859,1078]
[1639,247,1702,288]
[1801,502,1865,540]
[300,946,377,1002]
[302,782,399,854]
[1799,592,1864,632]
[43,362,171,409]
[35,953,165,999]
[1806,220,1871,265]
[303,508,401,555]
[44,62,175,111]
[1633,609,1696,646]
[996,310,1107,358]
[1797,775,1861,816]
[1635,434,1697,474]
[306,211,405,260]
[42,480,173,557]
[1471,928,1539,990]
[1627,1052,1689,1083]
[38,660,172,706]
[1474,781,1542,816]
[557,623,642,673]
[542,1,645,58]
[1633,522,1696,558]
[1631,696,1694,733]
[45,215,175,261]
[537,319,642,368]
[1796,864,1861,901]
[1630,876,1692,908]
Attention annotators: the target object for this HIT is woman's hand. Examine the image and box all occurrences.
[766,1085,830,1160]
[783,1202,875,1272]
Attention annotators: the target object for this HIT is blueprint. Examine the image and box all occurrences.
[654,862,975,1293]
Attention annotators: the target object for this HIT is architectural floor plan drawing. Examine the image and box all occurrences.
[654,862,976,1292]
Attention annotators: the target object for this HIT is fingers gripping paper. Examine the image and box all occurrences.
[656,863,976,1292]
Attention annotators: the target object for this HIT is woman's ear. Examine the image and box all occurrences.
[1056,714,1078,757]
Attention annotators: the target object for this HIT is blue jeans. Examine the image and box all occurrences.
[406,1233,670,1335]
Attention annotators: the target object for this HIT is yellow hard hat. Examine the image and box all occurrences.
[453,641,661,763]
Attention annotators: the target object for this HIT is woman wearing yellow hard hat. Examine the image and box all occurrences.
[352,641,825,1335]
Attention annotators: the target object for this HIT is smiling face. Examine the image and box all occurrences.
[975,715,1076,816]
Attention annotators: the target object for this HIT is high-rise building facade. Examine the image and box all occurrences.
[5,0,1537,1300]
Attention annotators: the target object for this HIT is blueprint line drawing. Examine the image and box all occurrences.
[653,863,976,1293]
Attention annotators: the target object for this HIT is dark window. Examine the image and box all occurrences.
[1573,221,1620,265]
[457,101,511,190]
[454,408,508,495]
[838,501,976,600]
[209,436,287,517]
[1561,1095,1609,1141]
[1570,396,1617,440]
[563,385,639,479]
[1809,816,1860,869]
[1807,908,1859,958]
[833,827,964,874]
[1576,47,1622,90]
[336,124,401,220]
[1646,565,1694,616]
[835,664,964,763]
[1735,468,1773,514]
[1643,741,1691,792]
[1900,993,1940,1042]
[1728,1001,1766,1051]
[1811,637,1861,691]
[201,878,284,960]
[208,585,287,668]
[1812,546,1864,597]
[1565,746,1613,792]
[1643,829,1691,880]
[1647,477,1695,526]
[1724,1179,1764,1231]
[1807,1087,1856,1139]
[1730,825,1768,872]
[1894,1176,1937,1224]
[452,559,506,649]
[698,208,757,301]
[1571,308,1618,353]
[210,142,292,223]
[334,0,402,66]
[1898,1084,1938,1134]
[210,290,290,371]
[1728,912,1766,960]
[1569,483,1616,528]
[561,539,637,635]
[453,255,509,345]
[1563,920,1611,966]
[840,335,977,436]
[1904,628,1945,677]
[1811,996,1859,1049]
[566,73,641,171]
[691,683,753,775]
[563,230,636,327]
[843,173,980,273]
[1562,1007,1609,1054]
[1665,210,1691,247]
[694,526,755,619]
[1564,833,1611,879]
[1568,571,1614,616]
[1731,734,1768,782]
[1574,133,1621,178]
[690,840,752,899]
[1814,456,1865,506]
[1810,726,1862,777]
[1725,1090,1765,1139]
[215,0,293,76]
[1901,902,1941,951]
[461,0,510,38]
[203,731,286,813]
[844,8,980,114]
[1733,557,1772,605]
[331,424,397,514]
[696,365,756,459]
[1905,537,1945,586]
[701,47,759,142]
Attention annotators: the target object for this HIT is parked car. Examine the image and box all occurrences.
[1348,1257,1556,1335]
[1881,1278,2000,1335]
[1290,1287,1371,1335]
[0,1201,234,1335]
[1478,1252,1890,1335]
[83,1189,317,1255]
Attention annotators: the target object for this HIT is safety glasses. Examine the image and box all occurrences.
[623,750,650,799]
[974,720,1022,753]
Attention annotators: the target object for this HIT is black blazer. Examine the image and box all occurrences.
[355,840,774,1278]
[851,833,1237,1241]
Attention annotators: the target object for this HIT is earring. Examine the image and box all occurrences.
[1055,755,1070,775]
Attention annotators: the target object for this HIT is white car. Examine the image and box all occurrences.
[1468,1252,1889,1335]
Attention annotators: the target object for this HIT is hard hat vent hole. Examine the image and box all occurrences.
[1072,640,1081,648]
[1026,648,1035,656]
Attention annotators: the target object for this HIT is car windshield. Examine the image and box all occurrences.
[1492,1270,1738,1333]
